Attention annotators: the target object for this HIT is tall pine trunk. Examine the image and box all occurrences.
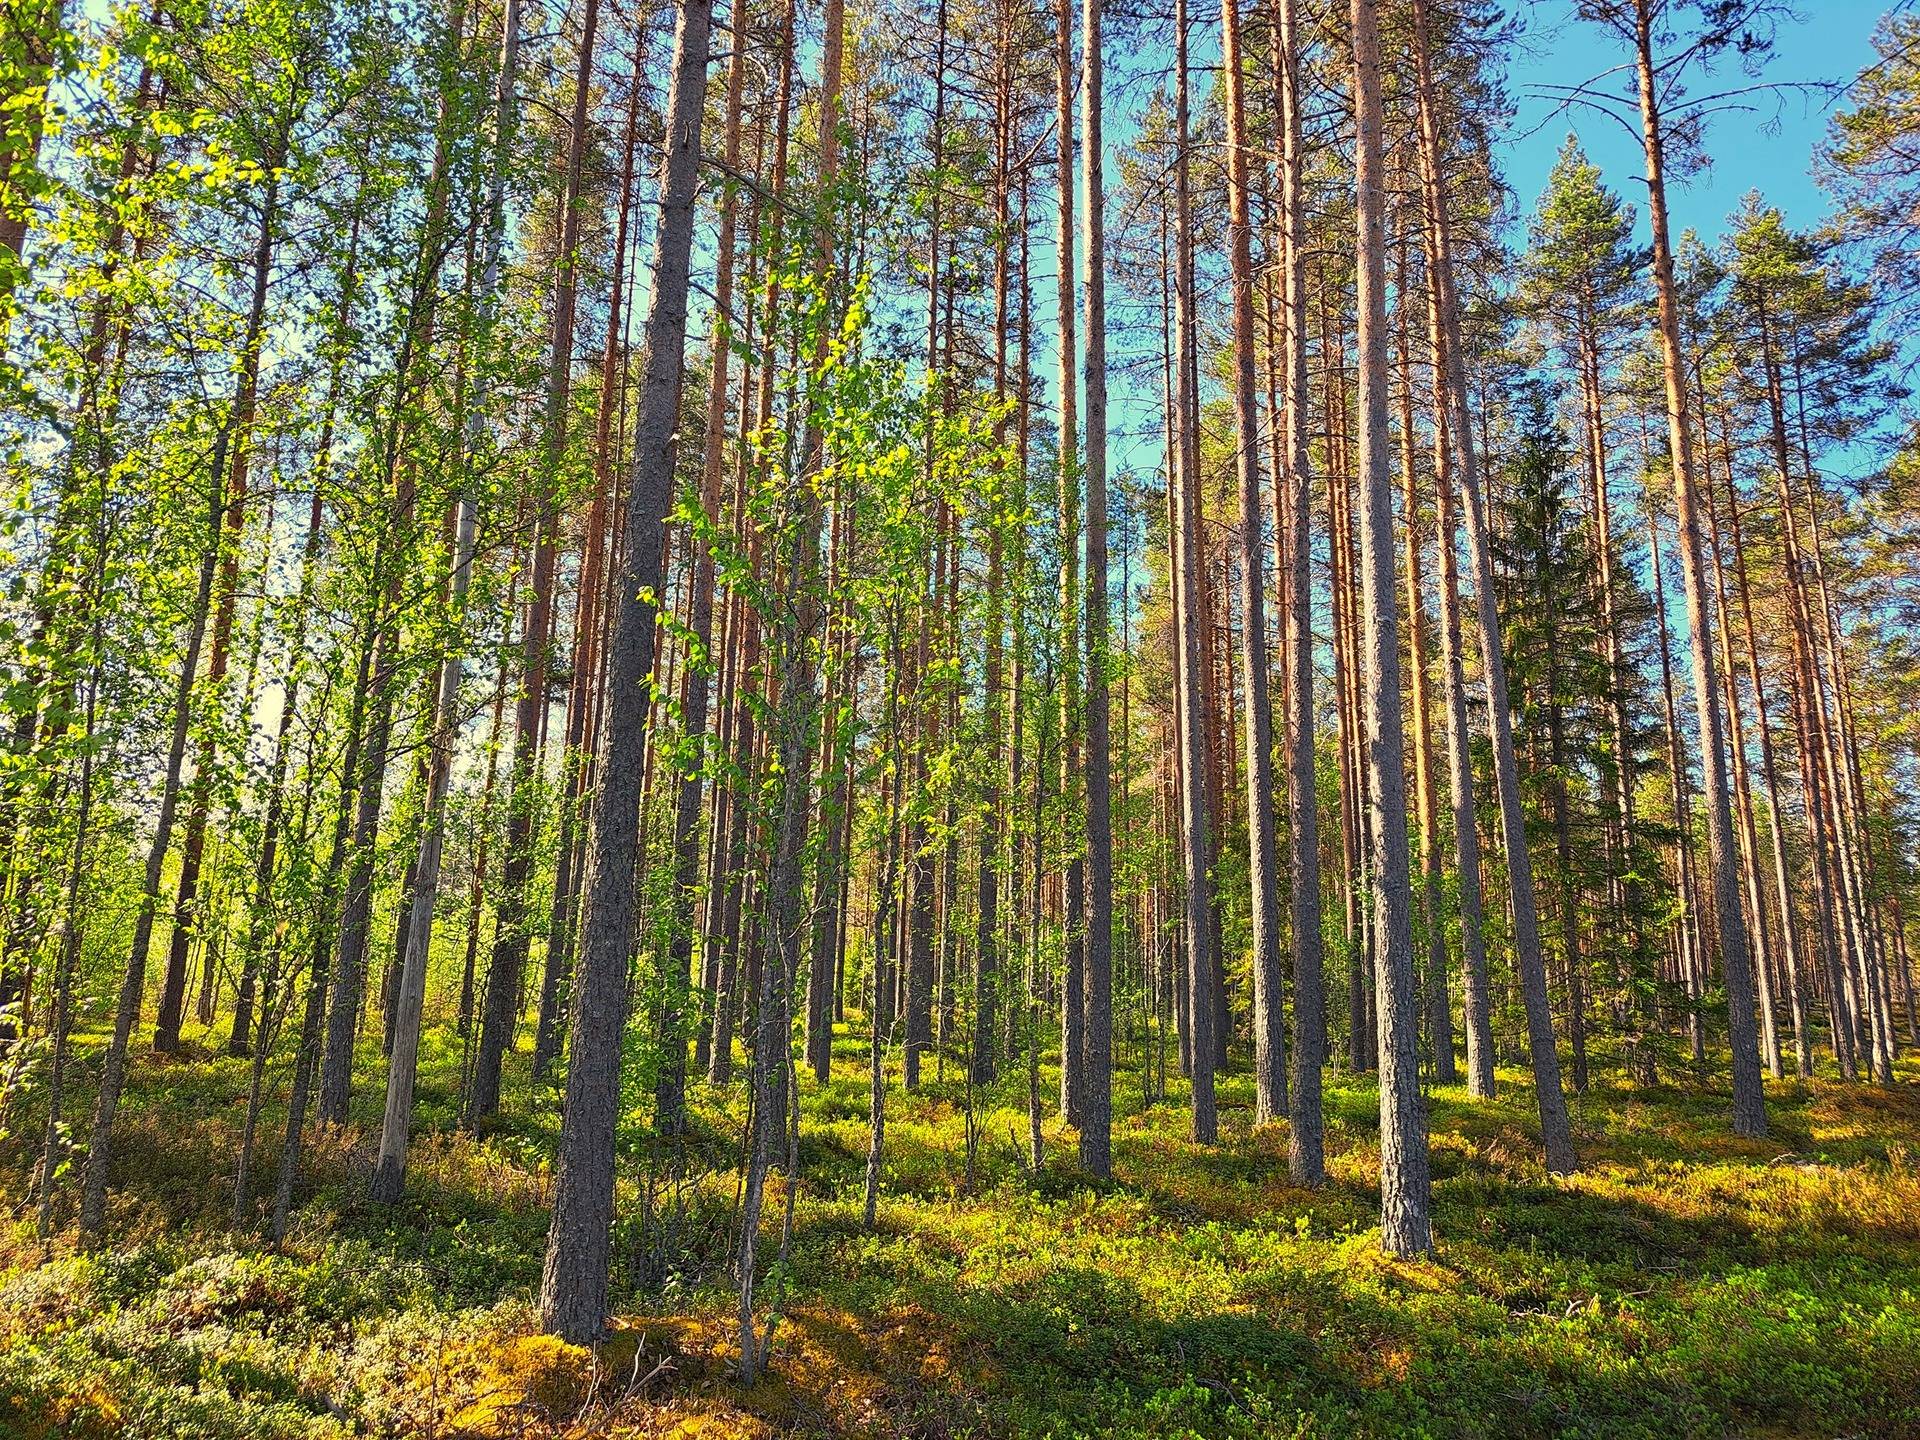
[1630,0,1767,1137]
[1220,0,1284,1125]
[1078,0,1114,1177]
[1353,0,1432,1256]
[540,0,714,1344]
[1273,0,1325,1183]
[1054,0,1085,1127]
[1170,0,1215,1145]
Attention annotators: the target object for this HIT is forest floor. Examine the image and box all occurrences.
[2,1027,1918,1439]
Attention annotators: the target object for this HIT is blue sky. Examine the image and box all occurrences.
[1083,1,1897,513]
[1498,0,1886,245]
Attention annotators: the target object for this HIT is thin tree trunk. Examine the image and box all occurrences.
[153,174,282,1054]
[1647,499,1706,1065]
[1724,454,1812,1077]
[1577,326,1654,1080]
[1078,0,1114,1177]
[974,9,1014,1088]
[468,0,596,1121]
[371,0,520,1204]
[270,258,374,1235]
[79,499,219,1238]
[316,5,471,1125]
[1702,412,1784,1080]
[34,509,103,1237]
[1054,0,1085,1128]
[1171,0,1215,1146]
[1274,0,1325,1184]
[1220,0,1284,1126]
[1429,374,1494,1099]
[230,204,356,1059]
[536,50,645,1085]
[1395,269,1455,1085]
[1409,0,1573,1173]
[737,0,841,1380]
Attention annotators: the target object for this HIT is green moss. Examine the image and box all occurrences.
[3,1032,1917,1437]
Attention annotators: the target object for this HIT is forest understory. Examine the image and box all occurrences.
[3,1028,1918,1439]
[10,0,1920,1434]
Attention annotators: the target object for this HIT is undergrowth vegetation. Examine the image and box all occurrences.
[3,1036,1918,1438]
